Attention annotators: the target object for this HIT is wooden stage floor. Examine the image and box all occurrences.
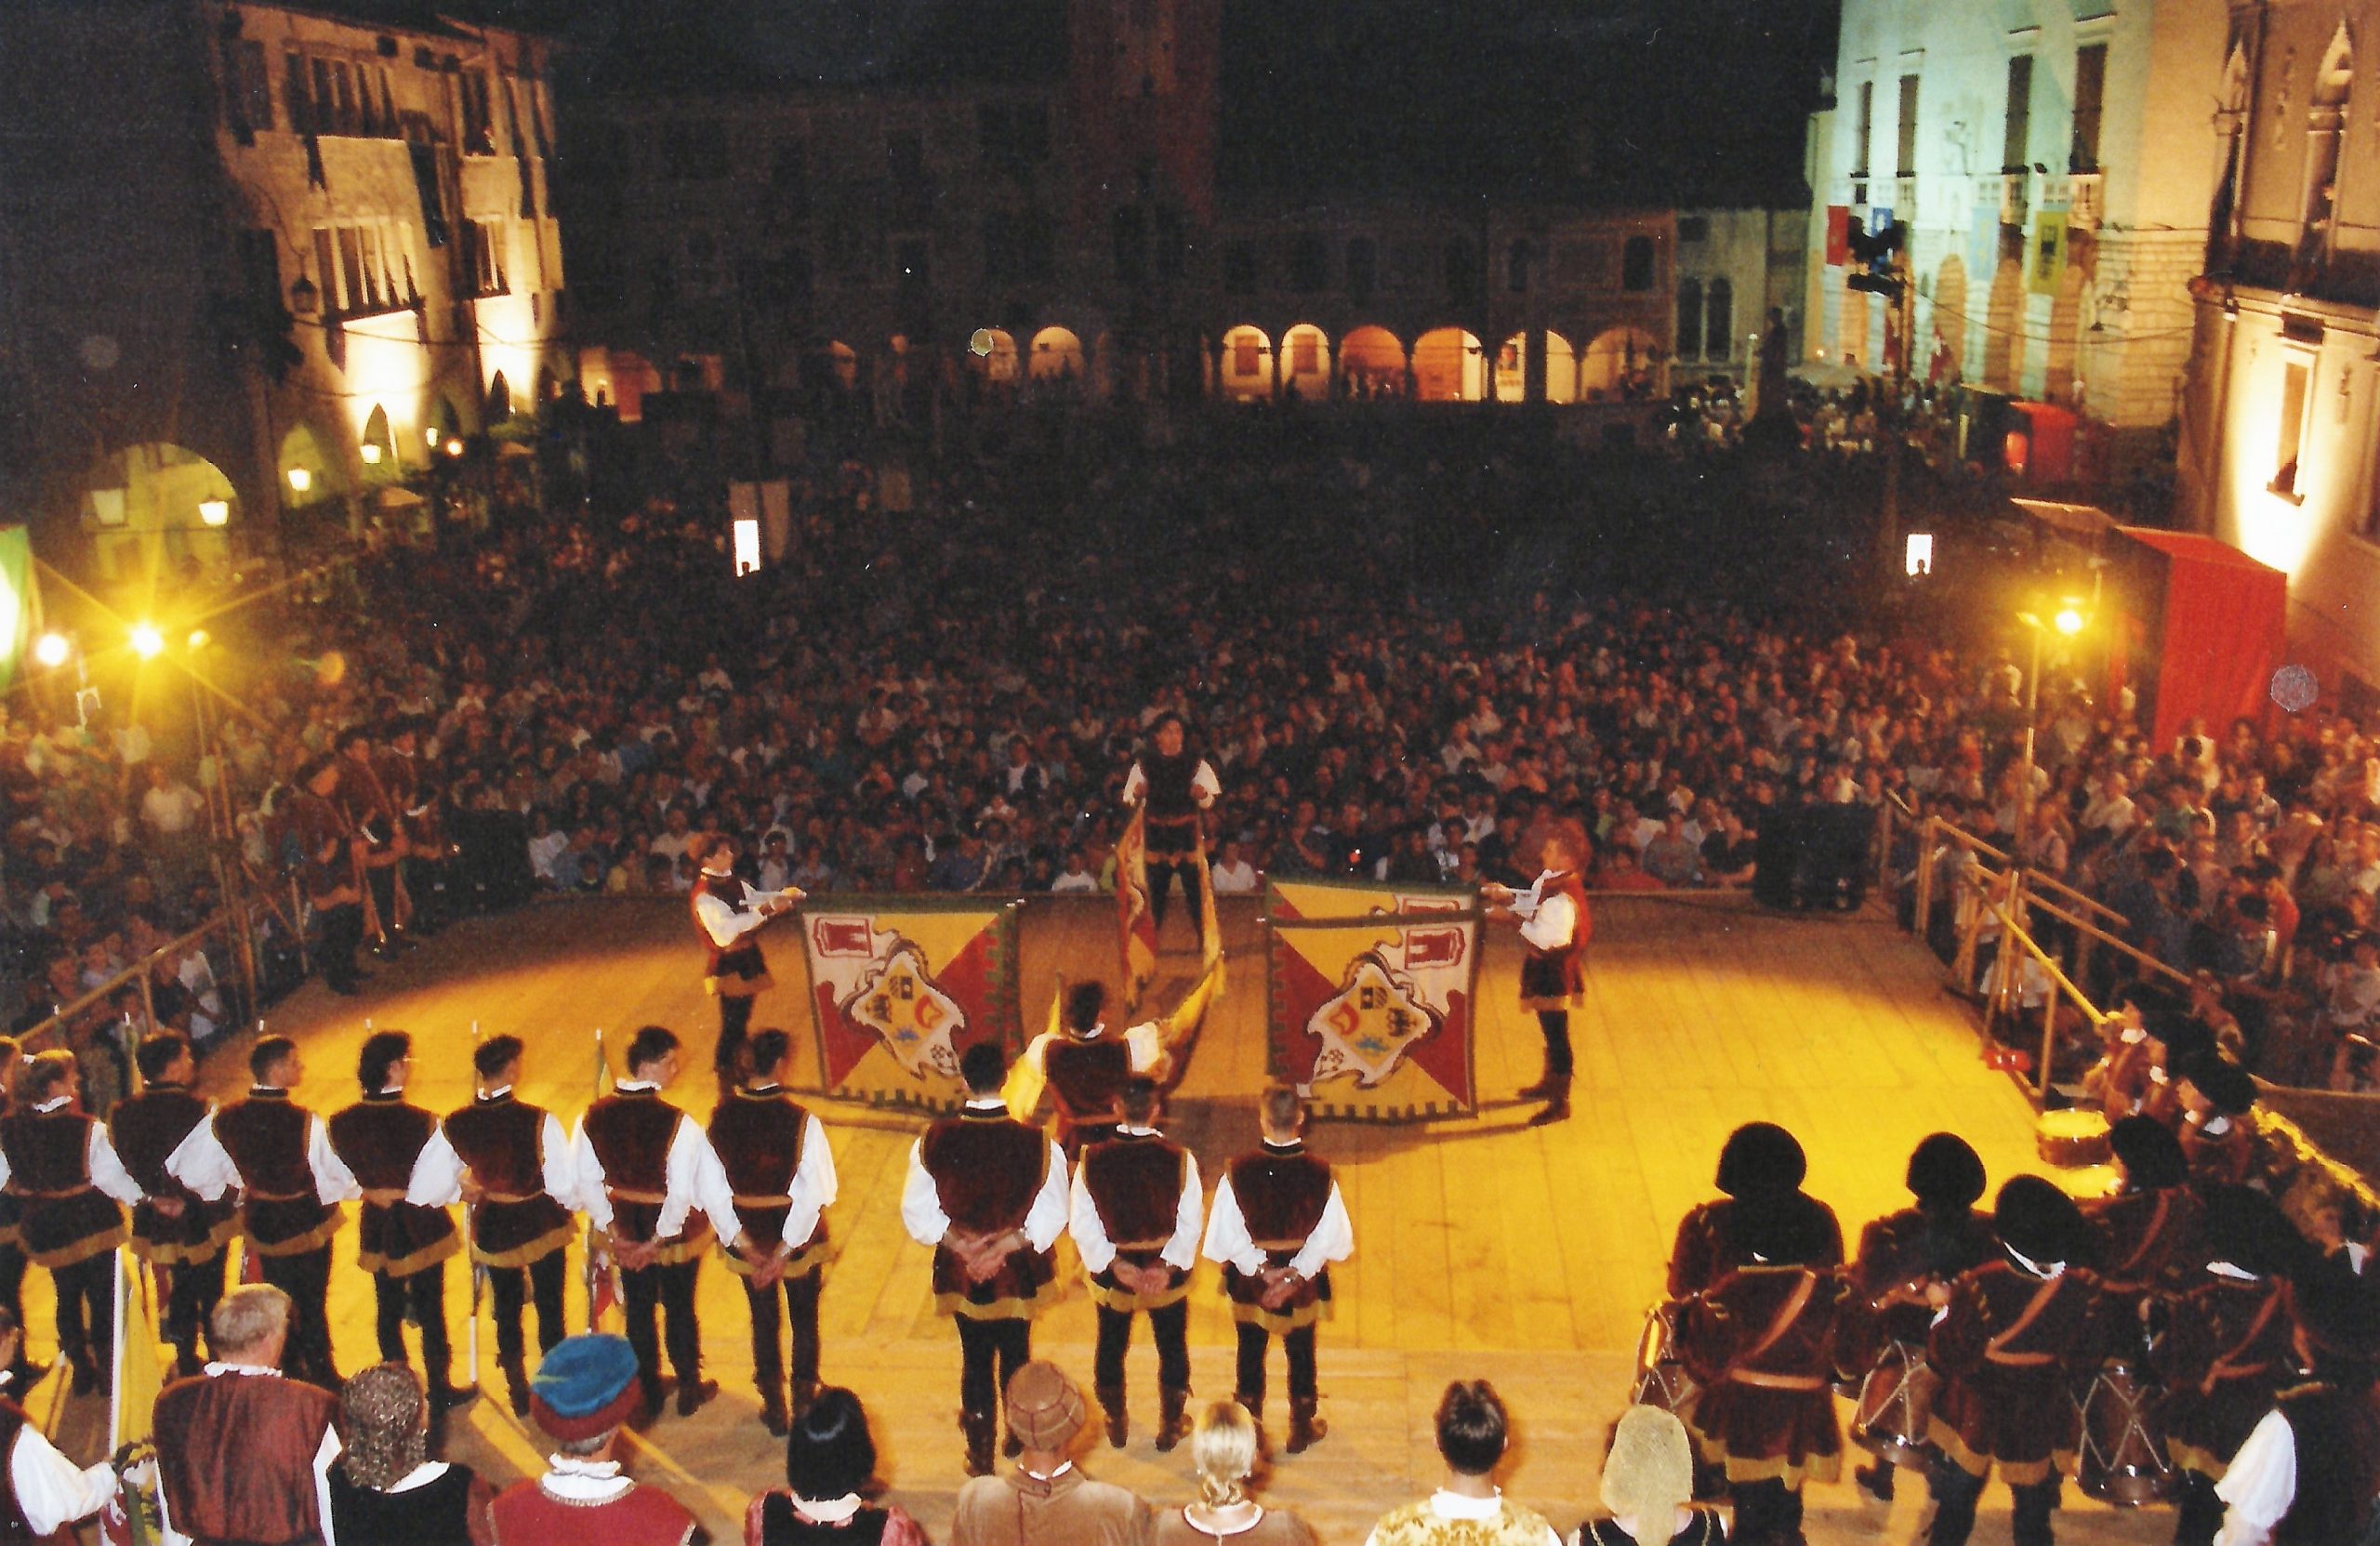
[35,893,2171,1544]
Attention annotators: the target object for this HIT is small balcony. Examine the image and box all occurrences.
[1998,172,2030,228]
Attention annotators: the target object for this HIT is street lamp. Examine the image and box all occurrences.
[129,622,165,660]
[285,467,312,495]
[2016,600,2091,836]
[197,497,230,527]
[33,632,70,669]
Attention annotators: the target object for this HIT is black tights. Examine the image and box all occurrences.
[1538,1011,1574,1077]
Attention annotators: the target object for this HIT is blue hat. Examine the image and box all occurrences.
[528,1333,643,1440]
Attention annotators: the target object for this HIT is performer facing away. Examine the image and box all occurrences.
[689,834,804,1088]
[112,1031,237,1378]
[167,1034,348,1389]
[572,1025,724,1422]
[284,755,366,997]
[1924,1176,2107,1546]
[1202,1084,1353,1456]
[409,1033,579,1417]
[707,1027,839,1438]
[1669,1122,1844,1302]
[1843,1133,1996,1504]
[0,1050,139,1396]
[2083,1115,2201,1305]
[1027,982,1169,1157]
[1481,821,1593,1128]
[2211,1261,2380,1546]
[1070,1076,1203,1452]
[0,1306,117,1538]
[1122,714,1221,948]
[325,1029,473,1417]
[152,1286,342,1546]
[901,1041,1069,1476]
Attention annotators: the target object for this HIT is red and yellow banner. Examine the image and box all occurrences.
[1265,878,1478,1119]
[1117,810,1159,1010]
[800,899,1024,1112]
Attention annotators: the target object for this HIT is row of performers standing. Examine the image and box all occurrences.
[274,722,452,998]
[0,1018,1355,1478]
[1655,1120,2376,1546]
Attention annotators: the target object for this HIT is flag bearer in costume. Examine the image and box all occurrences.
[1482,822,1592,1127]
[902,1040,1069,1476]
[2157,1185,2307,1546]
[490,1332,699,1546]
[690,833,804,1088]
[0,1050,139,1395]
[1026,981,1169,1157]
[1201,1085,1352,1455]
[1676,1192,1849,1546]
[1122,714,1221,948]
[112,1031,238,1377]
[408,1034,577,1416]
[325,1029,474,1417]
[707,1027,838,1437]
[1841,1133,1996,1504]
[1071,1076,1203,1451]
[166,1033,347,1388]
[1924,1175,2108,1546]
[571,1025,723,1422]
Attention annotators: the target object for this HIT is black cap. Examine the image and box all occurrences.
[2187,1058,2257,1118]
[1905,1133,1987,1211]
[1715,1122,1807,1198]
[2109,1116,2189,1191]
[2153,1014,2217,1074]
[1993,1175,2088,1265]
[1736,1194,1835,1266]
[2197,1185,2305,1279]
[2294,1261,2380,1387]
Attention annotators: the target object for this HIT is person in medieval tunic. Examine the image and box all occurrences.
[1202,1084,1352,1455]
[489,1333,698,1546]
[690,834,804,1089]
[950,1361,1151,1546]
[1072,1075,1203,1451]
[902,1041,1069,1475]
[1025,981,1168,1156]
[282,755,364,997]
[111,1030,237,1378]
[0,1306,114,1539]
[1482,821,1593,1126]
[2178,1058,2258,1190]
[2211,1260,2380,1546]
[1122,714,1221,948]
[152,1286,342,1546]
[1668,1122,1844,1302]
[2084,1115,2202,1308]
[0,1050,139,1395]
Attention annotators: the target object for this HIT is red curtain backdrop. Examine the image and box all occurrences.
[2118,528,2288,747]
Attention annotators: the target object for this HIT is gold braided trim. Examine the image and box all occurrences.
[590,1226,711,1268]
[27,1221,130,1270]
[2166,1439,2230,1482]
[937,1288,1050,1321]
[1227,1298,1331,1332]
[1726,1369,1829,1391]
[604,1186,668,1207]
[359,1189,409,1207]
[1701,1443,1844,1490]
[469,1222,575,1270]
[1088,1275,1193,1313]
[129,1214,239,1266]
[704,974,774,998]
[358,1231,462,1280]
[1926,1418,2076,1486]
[721,1238,836,1282]
[245,1208,346,1258]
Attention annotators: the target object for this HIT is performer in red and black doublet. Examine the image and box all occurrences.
[408,1033,578,1417]
[0,1051,139,1395]
[2156,1184,2308,1546]
[1481,822,1593,1127]
[1676,1196,1851,1546]
[337,725,408,958]
[1669,1122,1844,1302]
[1924,1177,2109,1546]
[1028,982,1167,1157]
[570,1025,725,1422]
[0,1038,34,1394]
[166,1035,349,1388]
[1122,713,1221,947]
[2084,1116,2202,1304]
[901,1041,1069,1475]
[2088,983,2174,1125]
[1200,1084,1353,1457]
[325,1030,473,1415]
[1842,1133,1997,1504]
[279,755,365,996]
[2177,1059,2258,1191]
[2212,1261,2380,1546]
[1070,1076,1203,1453]
[379,716,451,935]
[111,1033,237,1377]
[705,1029,838,1438]
[689,835,802,1088]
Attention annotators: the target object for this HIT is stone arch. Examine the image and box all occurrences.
[968,328,1020,383]
[1931,255,1969,381]
[1339,325,1406,395]
[81,443,242,584]
[1280,324,1330,399]
[1219,324,1274,400]
[1028,325,1085,382]
[360,403,395,471]
[485,370,514,424]
[1412,327,1483,401]
[1578,326,1661,400]
[1542,331,1579,403]
[278,423,337,502]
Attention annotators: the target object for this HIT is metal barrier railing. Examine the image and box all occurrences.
[15,905,258,1115]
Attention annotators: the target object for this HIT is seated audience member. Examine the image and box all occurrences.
[1576,1405,1726,1545]
[153,1284,342,1546]
[491,1333,699,1546]
[952,1361,1150,1546]
[328,1362,496,1545]
[1155,1399,1318,1546]
[1365,1381,1562,1546]
[746,1385,925,1546]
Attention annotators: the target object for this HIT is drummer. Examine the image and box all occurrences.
[1843,1134,1996,1505]
[1924,1177,2107,1546]
[2084,1117,2200,1304]
[2176,1059,2257,1190]
[1667,1123,1842,1301]
[2086,981,2173,1124]
[2135,1013,2216,1130]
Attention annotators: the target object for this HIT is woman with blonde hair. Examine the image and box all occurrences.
[1576,1405,1725,1545]
[1155,1400,1317,1545]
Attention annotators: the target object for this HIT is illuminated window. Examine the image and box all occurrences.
[1291,331,1320,374]
[733,519,761,576]
[1232,334,1262,377]
[2272,358,2312,499]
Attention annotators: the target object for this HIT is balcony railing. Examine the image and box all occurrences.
[1998,172,2030,227]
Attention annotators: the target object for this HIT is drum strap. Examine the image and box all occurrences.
[1733,1270,1818,1374]
[2114,1192,2173,1278]
[1984,1274,2067,1366]
[2199,1286,2287,1396]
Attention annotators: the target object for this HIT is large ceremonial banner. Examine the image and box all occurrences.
[1265,877,1479,1119]
[801,898,1025,1112]
[1116,810,1159,1009]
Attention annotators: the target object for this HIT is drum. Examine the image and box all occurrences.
[1631,1302,1699,1417]
[1850,1339,1940,1469]
[2075,1361,2176,1506]
[2037,1108,2111,1169]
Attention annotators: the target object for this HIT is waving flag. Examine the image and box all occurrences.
[1265,878,1480,1119]
[801,898,1024,1111]
[1116,811,1159,1011]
